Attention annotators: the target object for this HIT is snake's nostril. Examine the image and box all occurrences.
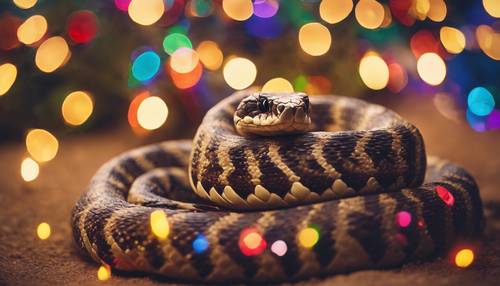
[277,104,285,113]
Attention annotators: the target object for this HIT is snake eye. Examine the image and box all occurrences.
[258,98,269,112]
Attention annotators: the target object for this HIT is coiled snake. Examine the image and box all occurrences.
[72,91,484,283]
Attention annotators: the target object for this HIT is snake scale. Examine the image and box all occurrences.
[72,91,484,283]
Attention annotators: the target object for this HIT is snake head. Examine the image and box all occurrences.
[234,92,311,136]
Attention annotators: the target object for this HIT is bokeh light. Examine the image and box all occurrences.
[435,185,455,206]
[417,52,446,86]
[467,87,495,116]
[253,0,279,18]
[270,240,287,256]
[440,27,466,54]
[483,0,500,18]
[196,41,223,70]
[410,30,441,58]
[0,63,17,96]
[413,0,430,20]
[35,36,71,73]
[238,227,267,256]
[169,61,204,89]
[359,53,389,90]
[37,222,51,240]
[387,62,408,93]
[298,227,319,248]
[162,33,192,55]
[192,234,209,253]
[128,0,165,26]
[97,265,111,281]
[150,210,169,239]
[223,57,257,90]
[21,157,39,182]
[262,77,294,93]
[137,96,168,130]
[298,22,331,56]
[26,129,59,163]
[320,0,353,24]
[17,15,47,45]
[0,14,22,51]
[395,211,412,228]
[13,0,37,9]
[67,10,99,44]
[455,248,475,268]
[189,0,213,17]
[62,91,94,126]
[170,48,199,73]
[114,0,131,12]
[427,0,447,22]
[355,0,384,29]
[476,25,500,60]
[132,51,161,82]
[223,0,253,21]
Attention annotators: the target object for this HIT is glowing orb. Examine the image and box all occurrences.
[355,0,384,29]
[150,210,169,239]
[37,222,51,240]
[475,25,500,61]
[170,48,199,73]
[17,15,47,45]
[137,96,168,130]
[35,36,71,73]
[128,0,165,26]
[162,33,192,55]
[114,0,131,11]
[239,227,266,256]
[13,0,37,9]
[131,51,161,82]
[435,185,455,207]
[192,234,209,253]
[21,157,39,182]
[262,77,294,93]
[320,0,353,24]
[196,41,223,70]
[67,10,99,44]
[271,240,288,256]
[417,53,446,86]
[298,22,331,56]
[97,265,111,281]
[483,0,500,18]
[253,0,279,18]
[440,26,466,54]
[455,248,474,268]
[0,63,17,96]
[223,57,257,90]
[395,211,412,228]
[359,53,389,90]
[428,0,447,22]
[298,227,319,248]
[26,129,59,163]
[468,87,495,117]
[223,0,253,21]
[62,91,94,126]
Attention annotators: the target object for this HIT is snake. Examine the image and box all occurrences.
[71,91,484,283]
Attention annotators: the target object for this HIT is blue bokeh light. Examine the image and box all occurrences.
[192,234,209,253]
[132,51,161,82]
[467,87,495,116]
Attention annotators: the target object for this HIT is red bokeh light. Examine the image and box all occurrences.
[168,61,203,90]
[0,13,22,51]
[435,185,455,207]
[67,10,99,44]
[238,227,267,256]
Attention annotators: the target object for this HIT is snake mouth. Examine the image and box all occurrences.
[234,106,311,136]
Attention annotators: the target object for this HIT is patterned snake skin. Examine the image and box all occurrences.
[72,92,484,283]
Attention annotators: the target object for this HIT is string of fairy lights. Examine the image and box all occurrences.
[1,0,497,280]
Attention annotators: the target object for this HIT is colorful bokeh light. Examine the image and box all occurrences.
[395,211,412,228]
[162,33,192,55]
[192,234,209,253]
[483,0,500,18]
[170,48,199,73]
[270,240,288,256]
[169,61,203,89]
[417,52,446,86]
[440,27,466,54]
[476,25,500,61]
[359,53,389,90]
[298,22,331,56]
[320,0,353,24]
[62,91,94,126]
[132,51,161,82]
[196,41,223,71]
[253,0,279,18]
[128,0,165,26]
[467,87,495,116]
[37,222,51,240]
[355,0,384,29]
[17,15,47,45]
[35,36,71,73]
[137,96,168,130]
[0,63,17,96]
[435,185,455,207]
[114,0,131,12]
[21,157,39,182]
[150,210,169,239]
[223,0,253,21]
[67,10,99,44]
[298,227,320,248]
[262,77,294,93]
[427,0,447,22]
[97,265,111,281]
[223,57,257,90]
[13,0,37,9]
[455,248,475,268]
[238,227,267,256]
[26,129,59,163]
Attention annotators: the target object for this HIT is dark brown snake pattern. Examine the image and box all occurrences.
[72,92,484,283]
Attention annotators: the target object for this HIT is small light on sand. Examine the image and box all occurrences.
[150,210,169,240]
[97,265,111,281]
[37,222,51,240]
[455,248,474,268]
[21,157,39,182]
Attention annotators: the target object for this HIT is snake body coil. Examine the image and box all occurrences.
[72,92,484,283]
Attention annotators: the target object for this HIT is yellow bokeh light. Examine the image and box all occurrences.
[414,0,430,20]
[35,36,70,73]
[97,265,111,281]
[13,0,37,9]
[319,0,353,24]
[128,0,165,26]
[21,157,39,182]
[0,63,17,96]
[223,57,257,90]
[298,22,332,56]
[150,210,169,240]
[26,129,59,163]
[222,0,253,21]
[196,41,223,71]
[358,53,389,90]
[298,227,319,248]
[440,27,466,54]
[37,222,51,240]
[262,77,294,93]
[417,52,446,86]
[62,91,94,126]
[243,232,263,249]
[476,25,500,60]
[428,0,447,22]
[137,96,168,130]
[170,48,199,73]
[455,248,474,268]
[483,0,500,18]
[355,0,384,29]
[17,15,47,45]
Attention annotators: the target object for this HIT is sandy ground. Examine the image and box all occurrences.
[1,95,499,286]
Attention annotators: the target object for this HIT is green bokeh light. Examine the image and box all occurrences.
[162,33,192,55]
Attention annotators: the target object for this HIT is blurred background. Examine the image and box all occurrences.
[1,1,500,284]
